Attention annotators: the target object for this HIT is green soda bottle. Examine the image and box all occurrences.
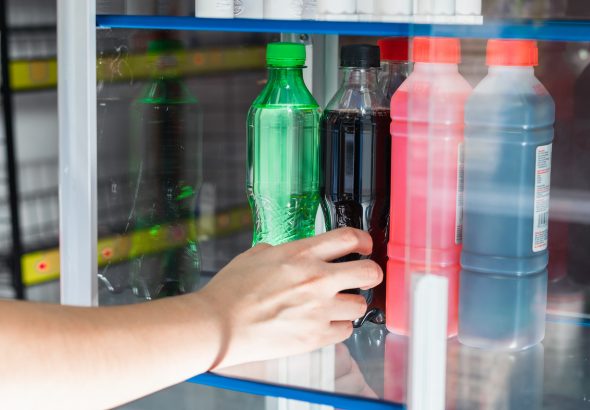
[247,42,321,246]
[129,39,202,300]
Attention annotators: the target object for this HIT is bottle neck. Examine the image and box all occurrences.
[414,62,458,73]
[340,67,380,89]
[382,60,412,73]
[267,66,306,85]
[488,65,535,75]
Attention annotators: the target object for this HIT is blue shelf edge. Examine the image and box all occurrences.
[188,372,404,410]
[546,313,590,328]
[97,15,590,42]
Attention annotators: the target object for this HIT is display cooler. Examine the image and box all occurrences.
[53,0,590,408]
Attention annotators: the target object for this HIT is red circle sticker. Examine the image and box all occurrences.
[101,247,113,259]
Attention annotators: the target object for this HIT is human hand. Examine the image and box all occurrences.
[199,228,383,369]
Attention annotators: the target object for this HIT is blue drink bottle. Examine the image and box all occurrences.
[459,40,555,350]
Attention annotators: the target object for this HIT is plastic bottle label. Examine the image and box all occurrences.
[532,144,552,252]
[455,143,465,244]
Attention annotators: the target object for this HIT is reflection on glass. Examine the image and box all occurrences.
[128,38,202,299]
[569,52,590,285]
[97,33,136,295]
[384,333,409,405]
[346,325,387,396]
[455,343,544,410]
[536,42,575,285]
[265,346,336,410]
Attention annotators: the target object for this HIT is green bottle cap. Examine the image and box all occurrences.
[147,39,183,54]
[266,42,306,67]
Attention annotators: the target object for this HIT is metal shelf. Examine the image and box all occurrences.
[97,15,590,42]
[186,305,590,410]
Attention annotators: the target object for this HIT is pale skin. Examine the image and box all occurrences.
[0,228,382,410]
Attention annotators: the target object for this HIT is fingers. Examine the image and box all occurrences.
[282,228,373,262]
[327,321,354,344]
[327,293,368,322]
[322,259,383,294]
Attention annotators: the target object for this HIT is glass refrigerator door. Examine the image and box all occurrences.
[89,1,590,408]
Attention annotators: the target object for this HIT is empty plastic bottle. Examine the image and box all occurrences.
[129,39,202,300]
[247,42,321,246]
[387,37,472,337]
[459,40,555,350]
[377,37,412,101]
[321,44,390,325]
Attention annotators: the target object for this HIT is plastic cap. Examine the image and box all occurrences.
[487,39,538,66]
[266,42,306,67]
[378,37,409,62]
[412,37,461,64]
[147,39,183,54]
[341,44,381,68]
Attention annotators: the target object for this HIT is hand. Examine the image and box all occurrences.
[199,228,383,369]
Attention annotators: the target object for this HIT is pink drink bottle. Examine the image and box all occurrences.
[387,37,472,337]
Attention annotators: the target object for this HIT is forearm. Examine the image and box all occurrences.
[0,295,223,410]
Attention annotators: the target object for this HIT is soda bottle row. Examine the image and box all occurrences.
[247,40,410,326]
[195,0,482,22]
[248,37,555,351]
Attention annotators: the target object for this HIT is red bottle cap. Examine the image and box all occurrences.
[486,39,538,66]
[378,37,410,62]
[412,37,461,64]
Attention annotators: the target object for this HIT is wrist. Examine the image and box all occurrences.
[186,291,231,370]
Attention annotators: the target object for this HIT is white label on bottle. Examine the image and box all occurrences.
[532,144,552,252]
[455,143,465,245]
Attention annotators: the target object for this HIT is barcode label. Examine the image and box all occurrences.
[537,211,549,228]
[532,144,552,252]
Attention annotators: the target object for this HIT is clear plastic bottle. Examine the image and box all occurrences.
[377,37,412,101]
[356,0,375,20]
[459,40,555,350]
[195,0,234,18]
[318,0,357,20]
[321,45,390,325]
[387,37,472,337]
[129,39,202,300]
[264,0,303,19]
[455,0,482,16]
[416,0,454,16]
[235,0,264,18]
[375,0,412,18]
[247,42,321,246]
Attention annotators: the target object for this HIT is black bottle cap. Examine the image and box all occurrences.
[340,44,381,68]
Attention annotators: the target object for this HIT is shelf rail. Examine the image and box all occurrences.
[97,15,590,42]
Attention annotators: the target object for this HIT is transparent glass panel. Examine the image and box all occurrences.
[92,12,590,410]
[97,29,275,305]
